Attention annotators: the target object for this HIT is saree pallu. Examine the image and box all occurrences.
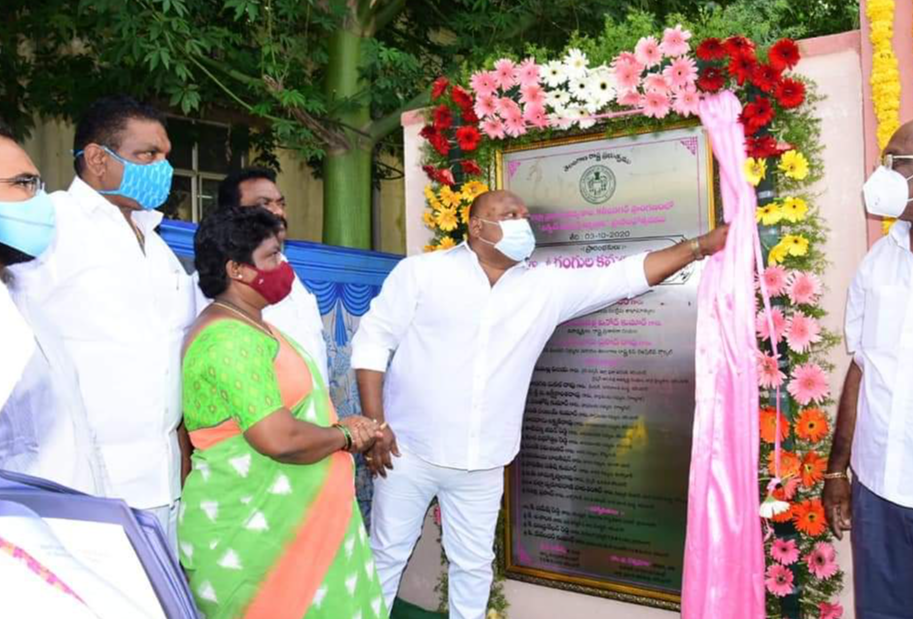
[179,319,387,619]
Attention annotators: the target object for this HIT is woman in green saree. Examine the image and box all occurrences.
[179,207,388,619]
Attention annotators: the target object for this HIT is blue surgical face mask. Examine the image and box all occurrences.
[479,217,536,262]
[93,146,173,210]
[0,190,56,259]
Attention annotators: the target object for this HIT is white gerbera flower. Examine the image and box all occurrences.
[563,48,589,79]
[587,69,616,108]
[543,60,568,88]
[546,89,571,109]
[570,77,590,100]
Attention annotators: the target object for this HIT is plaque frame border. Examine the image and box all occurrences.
[495,121,717,611]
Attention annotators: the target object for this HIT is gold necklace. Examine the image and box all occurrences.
[213,300,274,338]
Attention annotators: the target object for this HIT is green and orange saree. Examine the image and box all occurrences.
[179,319,387,619]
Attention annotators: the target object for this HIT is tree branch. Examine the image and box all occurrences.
[366,89,429,144]
[367,0,406,35]
[262,75,352,152]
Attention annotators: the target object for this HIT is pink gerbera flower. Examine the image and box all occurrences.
[642,91,671,118]
[765,564,794,597]
[481,117,506,139]
[614,60,643,93]
[672,86,701,117]
[635,36,663,68]
[818,601,844,619]
[660,24,692,57]
[617,90,643,108]
[516,58,540,87]
[613,51,645,73]
[788,363,830,405]
[493,58,518,90]
[788,271,823,305]
[664,57,698,90]
[786,313,822,353]
[805,542,838,580]
[523,103,549,129]
[470,70,498,98]
[495,96,521,119]
[758,351,786,389]
[643,73,671,94]
[756,307,786,343]
[504,113,527,137]
[520,83,546,107]
[474,93,498,119]
[759,265,789,297]
[770,538,799,565]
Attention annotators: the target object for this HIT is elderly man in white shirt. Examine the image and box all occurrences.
[824,120,913,619]
[352,189,728,619]
[10,96,195,550]
[0,123,108,496]
[191,167,328,383]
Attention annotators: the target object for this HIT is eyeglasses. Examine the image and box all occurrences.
[882,154,913,170]
[0,174,45,197]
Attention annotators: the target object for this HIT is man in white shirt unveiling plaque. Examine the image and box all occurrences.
[352,189,728,619]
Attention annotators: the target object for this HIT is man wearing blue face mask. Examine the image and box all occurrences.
[10,96,195,551]
[0,122,108,495]
[823,120,913,619]
[352,189,729,619]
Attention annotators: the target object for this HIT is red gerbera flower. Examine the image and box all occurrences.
[746,135,789,159]
[419,125,438,140]
[451,86,474,111]
[775,78,806,109]
[746,96,774,126]
[422,164,436,180]
[462,107,480,125]
[431,77,450,100]
[751,63,781,93]
[433,104,453,131]
[696,37,727,61]
[728,53,757,86]
[769,38,801,72]
[724,35,755,58]
[697,66,726,92]
[435,168,455,186]
[461,160,483,176]
[429,133,450,156]
[455,126,481,152]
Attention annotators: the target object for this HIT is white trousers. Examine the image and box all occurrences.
[148,500,180,556]
[370,449,504,619]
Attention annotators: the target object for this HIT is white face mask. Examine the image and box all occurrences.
[863,165,913,218]
[478,218,536,262]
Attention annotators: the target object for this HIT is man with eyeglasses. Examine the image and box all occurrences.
[0,121,108,495]
[9,96,195,551]
[191,167,328,385]
[824,120,913,619]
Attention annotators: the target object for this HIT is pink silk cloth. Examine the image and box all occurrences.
[681,91,765,619]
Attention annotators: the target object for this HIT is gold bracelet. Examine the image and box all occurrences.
[823,471,849,480]
[688,238,703,261]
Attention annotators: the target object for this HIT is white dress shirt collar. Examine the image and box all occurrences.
[68,176,164,234]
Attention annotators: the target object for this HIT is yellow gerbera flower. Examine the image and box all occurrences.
[883,217,896,235]
[780,197,808,223]
[438,236,458,250]
[778,151,809,180]
[768,242,789,265]
[744,157,767,186]
[756,203,783,226]
[423,210,437,229]
[781,234,809,256]
[428,197,443,211]
[423,243,438,253]
[460,204,471,225]
[439,186,462,209]
[462,180,489,198]
[435,207,459,232]
[423,185,436,201]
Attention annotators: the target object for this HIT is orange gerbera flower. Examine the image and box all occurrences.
[771,503,794,523]
[795,408,830,443]
[760,407,789,444]
[793,498,827,536]
[767,450,801,479]
[800,451,827,488]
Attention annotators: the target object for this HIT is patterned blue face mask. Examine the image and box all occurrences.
[96,146,174,210]
[0,190,56,259]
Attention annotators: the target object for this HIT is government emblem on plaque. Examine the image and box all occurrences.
[579,164,616,204]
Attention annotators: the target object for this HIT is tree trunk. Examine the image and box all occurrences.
[323,25,373,249]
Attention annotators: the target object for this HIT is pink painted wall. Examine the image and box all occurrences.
[860,0,913,245]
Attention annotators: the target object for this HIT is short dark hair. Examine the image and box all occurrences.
[194,206,283,299]
[0,119,15,141]
[73,95,166,175]
[217,168,278,210]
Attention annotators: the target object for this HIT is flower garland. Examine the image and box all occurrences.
[867,0,901,151]
[418,27,844,618]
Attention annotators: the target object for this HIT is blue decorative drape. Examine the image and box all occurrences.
[304,281,381,346]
